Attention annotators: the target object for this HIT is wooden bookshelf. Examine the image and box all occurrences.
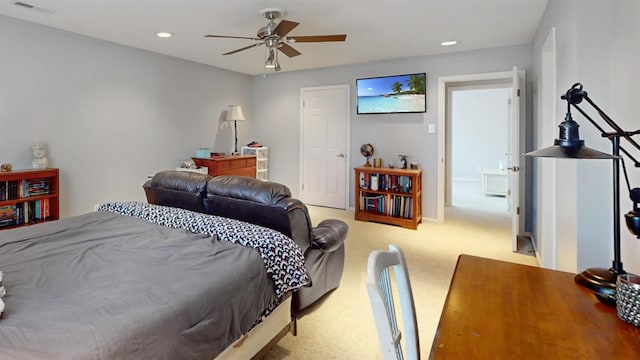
[354,166,422,230]
[0,168,59,230]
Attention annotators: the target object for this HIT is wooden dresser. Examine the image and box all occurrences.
[192,155,256,178]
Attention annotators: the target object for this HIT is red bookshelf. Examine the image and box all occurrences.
[354,166,422,230]
[0,168,59,229]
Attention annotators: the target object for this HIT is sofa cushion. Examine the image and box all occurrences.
[150,170,211,193]
[206,175,291,205]
[144,171,211,213]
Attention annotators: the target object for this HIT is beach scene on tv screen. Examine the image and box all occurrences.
[357,73,426,113]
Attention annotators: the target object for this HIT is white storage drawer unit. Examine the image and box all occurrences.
[241,146,268,181]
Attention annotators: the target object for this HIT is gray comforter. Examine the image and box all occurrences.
[0,211,282,359]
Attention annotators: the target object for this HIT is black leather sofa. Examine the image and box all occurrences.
[143,170,348,315]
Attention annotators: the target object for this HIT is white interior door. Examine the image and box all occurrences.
[300,85,349,209]
[508,66,521,252]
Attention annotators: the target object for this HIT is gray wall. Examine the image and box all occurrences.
[250,45,531,220]
[610,0,640,275]
[529,0,640,273]
[451,87,509,180]
[0,16,251,217]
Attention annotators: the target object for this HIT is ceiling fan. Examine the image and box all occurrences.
[204,8,347,71]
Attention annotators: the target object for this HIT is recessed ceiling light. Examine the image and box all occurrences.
[441,40,458,46]
[156,32,173,38]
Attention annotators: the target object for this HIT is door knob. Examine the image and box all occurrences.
[336,153,345,157]
[508,166,520,171]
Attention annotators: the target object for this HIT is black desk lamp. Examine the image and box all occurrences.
[527,83,640,304]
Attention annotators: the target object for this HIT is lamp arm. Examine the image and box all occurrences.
[582,95,625,133]
[572,103,610,137]
[621,157,633,194]
[620,146,640,167]
[571,92,640,162]
[581,94,640,151]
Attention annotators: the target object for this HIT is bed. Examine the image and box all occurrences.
[0,201,310,359]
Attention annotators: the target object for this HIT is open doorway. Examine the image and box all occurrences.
[449,85,510,214]
[437,69,526,252]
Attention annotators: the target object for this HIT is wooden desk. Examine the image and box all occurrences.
[192,155,256,178]
[430,255,640,359]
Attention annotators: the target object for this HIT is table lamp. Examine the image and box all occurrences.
[226,105,246,154]
[527,83,640,304]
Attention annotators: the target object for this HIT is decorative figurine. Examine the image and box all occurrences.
[0,163,11,172]
[399,154,408,169]
[32,141,49,169]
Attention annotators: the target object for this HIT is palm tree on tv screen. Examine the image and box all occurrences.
[391,81,403,94]
[406,74,426,94]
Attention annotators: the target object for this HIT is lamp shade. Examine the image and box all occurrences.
[526,144,615,159]
[226,105,246,122]
[526,116,615,159]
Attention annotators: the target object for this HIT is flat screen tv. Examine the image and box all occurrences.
[356,73,426,114]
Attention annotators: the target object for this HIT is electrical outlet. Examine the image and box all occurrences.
[428,123,436,133]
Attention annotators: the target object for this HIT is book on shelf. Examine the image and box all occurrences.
[361,194,384,214]
[1,178,50,200]
[26,178,51,196]
[0,198,51,227]
[358,172,413,194]
[387,195,413,219]
[359,192,413,219]
[0,205,15,227]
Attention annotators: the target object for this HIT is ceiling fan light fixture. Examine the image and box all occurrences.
[265,47,281,71]
[265,48,276,68]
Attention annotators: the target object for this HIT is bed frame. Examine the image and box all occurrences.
[215,297,295,359]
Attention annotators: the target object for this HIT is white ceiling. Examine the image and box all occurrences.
[0,0,549,75]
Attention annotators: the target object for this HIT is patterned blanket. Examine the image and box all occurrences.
[99,201,310,297]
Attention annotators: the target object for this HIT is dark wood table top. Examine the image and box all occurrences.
[430,254,640,359]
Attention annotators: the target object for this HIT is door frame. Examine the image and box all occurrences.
[537,27,559,269]
[298,84,351,209]
[437,70,526,236]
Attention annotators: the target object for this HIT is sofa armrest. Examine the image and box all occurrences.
[311,219,348,252]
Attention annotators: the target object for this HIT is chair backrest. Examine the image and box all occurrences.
[367,245,420,360]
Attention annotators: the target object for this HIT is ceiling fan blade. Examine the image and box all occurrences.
[274,20,299,37]
[223,43,262,55]
[204,34,259,41]
[278,43,301,57]
[286,34,347,43]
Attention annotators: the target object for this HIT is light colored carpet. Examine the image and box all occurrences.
[263,204,538,359]
[452,178,509,214]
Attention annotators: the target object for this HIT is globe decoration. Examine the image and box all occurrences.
[360,143,374,167]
